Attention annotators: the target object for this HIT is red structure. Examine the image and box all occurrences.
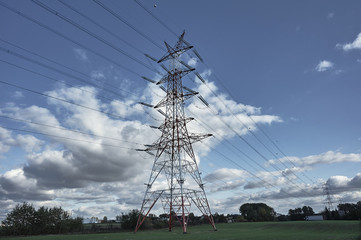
[135,32,216,233]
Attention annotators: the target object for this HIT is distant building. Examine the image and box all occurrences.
[305,215,324,221]
[115,215,122,223]
[82,216,100,224]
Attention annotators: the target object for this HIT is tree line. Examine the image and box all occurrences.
[0,202,83,236]
[2,201,360,236]
[239,202,361,222]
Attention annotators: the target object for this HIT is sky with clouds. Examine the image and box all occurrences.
[0,0,361,220]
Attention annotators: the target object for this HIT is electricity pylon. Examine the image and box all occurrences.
[323,183,334,211]
[135,31,216,233]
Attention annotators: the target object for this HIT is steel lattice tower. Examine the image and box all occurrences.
[323,183,334,211]
[135,32,216,233]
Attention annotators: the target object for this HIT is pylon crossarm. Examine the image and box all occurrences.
[189,133,213,143]
[158,43,193,63]
[183,92,198,100]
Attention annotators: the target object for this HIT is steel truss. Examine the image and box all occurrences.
[135,32,216,233]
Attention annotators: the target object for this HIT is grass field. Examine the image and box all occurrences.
[2,221,360,240]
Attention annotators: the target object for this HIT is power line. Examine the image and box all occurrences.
[0,0,141,76]
[0,46,135,100]
[0,115,145,146]
[0,57,162,125]
[196,102,313,195]
[132,0,317,186]
[93,0,166,52]
[0,39,164,124]
[0,79,136,122]
[31,0,156,73]
[57,0,145,55]
[0,59,122,106]
[0,125,135,150]
[133,0,179,38]
[1,1,318,199]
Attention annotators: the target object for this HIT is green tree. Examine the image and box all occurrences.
[239,203,276,222]
[1,203,82,236]
[33,206,51,234]
[289,206,314,220]
[213,212,227,223]
[121,209,141,230]
[337,202,361,220]
[302,206,314,216]
[1,202,36,236]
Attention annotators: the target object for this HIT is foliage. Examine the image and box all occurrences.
[239,203,276,222]
[1,202,35,236]
[288,206,314,221]
[121,209,142,230]
[1,202,83,236]
[337,201,361,220]
[212,212,227,223]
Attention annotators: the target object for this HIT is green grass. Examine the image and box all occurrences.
[2,221,360,240]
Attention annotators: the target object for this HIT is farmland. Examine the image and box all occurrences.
[1,221,360,240]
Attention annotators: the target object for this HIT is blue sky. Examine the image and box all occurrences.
[0,0,361,220]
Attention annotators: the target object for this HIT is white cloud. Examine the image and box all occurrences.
[0,67,283,219]
[273,151,361,168]
[90,70,105,80]
[327,12,334,19]
[13,91,23,99]
[326,173,361,191]
[204,168,248,182]
[336,33,361,51]
[315,60,334,72]
[204,168,249,192]
[183,70,281,157]
[0,168,54,201]
[73,48,89,61]
[187,57,198,67]
[0,127,14,155]
[15,135,43,153]
[0,127,43,156]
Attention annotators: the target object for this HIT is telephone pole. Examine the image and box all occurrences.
[135,31,216,233]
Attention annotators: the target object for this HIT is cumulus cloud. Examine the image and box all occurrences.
[336,32,361,51]
[315,60,334,72]
[204,168,248,182]
[204,168,249,192]
[270,151,361,168]
[184,70,282,156]
[0,127,14,155]
[0,168,54,201]
[0,126,43,156]
[0,66,284,219]
[326,173,361,192]
[249,183,323,200]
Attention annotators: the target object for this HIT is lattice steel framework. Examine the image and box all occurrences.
[135,32,216,233]
[323,183,334,211]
